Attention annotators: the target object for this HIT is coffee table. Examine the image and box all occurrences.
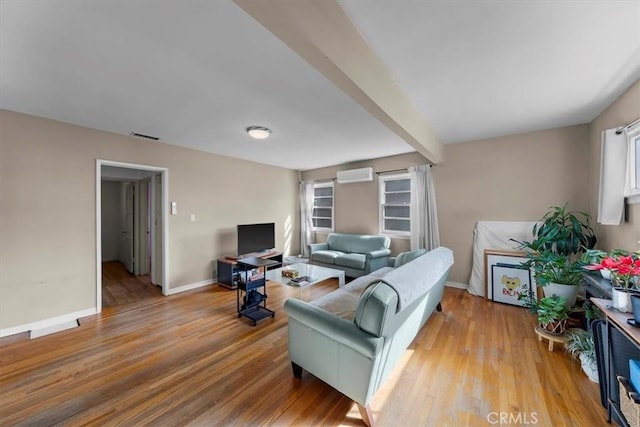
[266,263,345,299]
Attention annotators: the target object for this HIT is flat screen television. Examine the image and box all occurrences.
[237,222,275,256]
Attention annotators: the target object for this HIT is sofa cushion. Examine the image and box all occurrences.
[311,267,392,320]
[334,253,366,270]
[326,233,390,254]
[394,249,427,267]
[310,250,345,265]
[354,282,398,337]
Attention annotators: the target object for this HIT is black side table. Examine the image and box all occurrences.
[236,257,278,325]
[584,272,613,299]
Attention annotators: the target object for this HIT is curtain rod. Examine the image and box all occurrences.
[375,168,407,175]
[375,165,433,175]
[299,178,335,183]
[616,117,640,134]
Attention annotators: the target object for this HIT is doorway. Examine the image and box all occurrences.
[96,160,169,311]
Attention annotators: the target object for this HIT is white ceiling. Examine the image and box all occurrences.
[1,1,639,171]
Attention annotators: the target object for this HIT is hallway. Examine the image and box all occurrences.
[102,262,162,308]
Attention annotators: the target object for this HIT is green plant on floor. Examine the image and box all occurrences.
[565,329,595,362]
[534,295,570,326]
[523,250,584,287]
[523,204,597,257]
[512,205,597,308]
[519,292,569,325]
[565,328,599,382]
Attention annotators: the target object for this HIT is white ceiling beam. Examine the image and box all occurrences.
[234,0,443,164]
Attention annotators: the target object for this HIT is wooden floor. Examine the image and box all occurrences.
[102,261,162,308]
[0,281,607,426]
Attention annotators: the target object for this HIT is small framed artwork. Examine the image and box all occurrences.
[484,249,536,306]
[491,263,533,306]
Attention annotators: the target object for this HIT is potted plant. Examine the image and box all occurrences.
[523,250,584,307]
[535,295,570,334]
[519,293,570,335]
[565,329,599,383]
[580,248,631,280]
[513,204,597,307]
[586,254,640,312]
[526,204,597,256]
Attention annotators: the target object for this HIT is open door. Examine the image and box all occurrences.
[122,182,135,273]
[134,179,150,276]
[151,174,163,285]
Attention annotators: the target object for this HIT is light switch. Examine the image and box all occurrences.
[190,214,196,222]
[171,202,177,215]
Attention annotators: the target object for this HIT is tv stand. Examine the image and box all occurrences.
[217,251,283,289]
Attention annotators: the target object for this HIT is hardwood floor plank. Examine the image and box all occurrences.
[0,282,606,426]
[101,261,162,308]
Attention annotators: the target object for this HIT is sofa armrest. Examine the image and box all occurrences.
[366,249,391,259]
[284,299,383,358]
[308,242,328,254]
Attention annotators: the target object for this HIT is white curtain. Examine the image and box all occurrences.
[299,181,315,257]
[409,165,440,251]
[598,128,627,225]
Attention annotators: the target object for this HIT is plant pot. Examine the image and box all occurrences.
[579,353,599,383]
[540,319,567,335]
[544,282,580,308]
[611,287,639,313]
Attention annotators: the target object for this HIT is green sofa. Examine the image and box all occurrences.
[284,246,454,426]
[308,232,391,277]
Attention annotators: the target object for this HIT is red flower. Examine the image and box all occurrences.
[588,255,640,289]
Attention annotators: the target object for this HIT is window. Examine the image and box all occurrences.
[625,126,640,204]
[312,182,334,231]
[379,173,410,236]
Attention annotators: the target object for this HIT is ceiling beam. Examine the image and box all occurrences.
[234,0,443,165]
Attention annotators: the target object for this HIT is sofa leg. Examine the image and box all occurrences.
[436,302,442,312]
[357,404,374,426]
[291,362,303,378]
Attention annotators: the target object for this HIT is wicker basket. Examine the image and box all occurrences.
[618,376,640,427]
[539,319,567,335]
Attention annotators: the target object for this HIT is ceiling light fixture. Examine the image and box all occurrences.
[246,126,272,139]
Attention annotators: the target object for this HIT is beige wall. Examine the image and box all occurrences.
[0,110,299,330]
[435,126,591,283]
[588,79,640,252]
[301,152,429,255]
[302,127,591,285]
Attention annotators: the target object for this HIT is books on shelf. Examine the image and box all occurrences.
[289,276,313,286]
[238,269,264,283]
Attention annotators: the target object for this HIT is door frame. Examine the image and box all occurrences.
[96,159,169,311]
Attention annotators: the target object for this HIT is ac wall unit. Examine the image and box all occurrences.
[336,167,373,184]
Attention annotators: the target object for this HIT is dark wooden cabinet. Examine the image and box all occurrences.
[217,252,282,289]
[592,298,640,426]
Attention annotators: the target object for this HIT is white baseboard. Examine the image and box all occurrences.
[445,281,469,290]
[30,319,79,339]
[166,278,215,295]
[0,307,97,338]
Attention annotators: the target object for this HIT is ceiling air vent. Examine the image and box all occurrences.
[129,132,160,141]
[336,167,373,184]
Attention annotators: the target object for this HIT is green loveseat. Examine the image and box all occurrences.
[308,232,391,277]
[284,246,454,426]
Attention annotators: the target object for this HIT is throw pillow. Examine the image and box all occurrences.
[394,249,427,268]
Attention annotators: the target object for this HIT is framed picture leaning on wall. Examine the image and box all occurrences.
[484,249,536,306]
